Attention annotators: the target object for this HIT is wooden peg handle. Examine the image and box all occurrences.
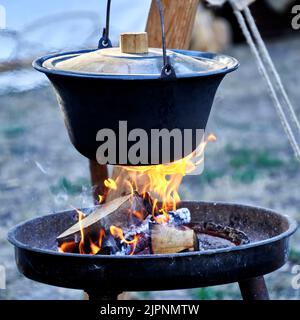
[120,32,149,54]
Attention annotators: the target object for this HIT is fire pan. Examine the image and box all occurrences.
[8,201,297,300]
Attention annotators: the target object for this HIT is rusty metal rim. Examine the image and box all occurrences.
[8,201,298,259]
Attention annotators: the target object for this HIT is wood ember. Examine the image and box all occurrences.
[57,191,250,255]
[189,222,250,246]
[57,192,148,244]
[168,208,191,225]
[150,223,198,254]
[123,219,151,254]
[197,234,235,251]
[136,247,151,255]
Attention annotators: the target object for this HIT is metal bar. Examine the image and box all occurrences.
[98,0,112,48]
[238,276,270,300]
[86,290,122,301]
[89,160,108,203]
[156,0,168,68]
[155,0,176,78]
[104,0,111,44]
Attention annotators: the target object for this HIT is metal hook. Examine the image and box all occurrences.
[98,0,112,49]
[98,0,176,79]
[156,0,176,79]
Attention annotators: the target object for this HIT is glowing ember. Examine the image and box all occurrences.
[59,209,106,255]
[58,241,77,253]
[133,211,144,221]
[110,225,138,255]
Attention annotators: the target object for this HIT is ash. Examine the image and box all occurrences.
[168,208,191,225]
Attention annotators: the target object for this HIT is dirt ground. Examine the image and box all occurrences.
[0,35,300,300]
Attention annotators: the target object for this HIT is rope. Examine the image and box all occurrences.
[243,7,300,134]
[229,1,300,161]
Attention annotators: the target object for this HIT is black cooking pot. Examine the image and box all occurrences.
[33,1,239,165]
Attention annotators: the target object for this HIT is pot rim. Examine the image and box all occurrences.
[33,49,239,80]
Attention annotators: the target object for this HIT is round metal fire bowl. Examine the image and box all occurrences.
[8,201,297,292]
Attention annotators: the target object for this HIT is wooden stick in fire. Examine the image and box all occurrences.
[57,193,148,244]
[151,224,198,254]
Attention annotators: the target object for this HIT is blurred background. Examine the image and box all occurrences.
[0,0,299,300]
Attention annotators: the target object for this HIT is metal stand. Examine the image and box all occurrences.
[85,276,270,301]
[238,276,270,300]
[86,290,122,301]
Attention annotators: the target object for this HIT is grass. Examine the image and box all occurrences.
[197,146,286,185]
[289,248,300,264]
[50,176,91,196]
[194,287,225,300]
[2,125,26,139]
[198,169,225,183]
[227,146,283,169]
[227,146,284,184]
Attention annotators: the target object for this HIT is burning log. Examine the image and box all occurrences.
[203,222,250,245]
[189,222,250,246]
[57,183,250,256]
[197,234,235,250]
[150,224,198,254]
[57,193,149,244]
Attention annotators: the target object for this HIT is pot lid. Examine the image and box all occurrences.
[41,32,233,79]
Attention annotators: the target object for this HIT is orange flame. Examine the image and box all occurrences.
[58,241,77,253]
[59,209,105,255]
[110,225,138,256]
[98,195,104,204]
[116,134,216,223]
[104,178,117,190]
[133,211,144,221]
[88,228,106,255]
[59,134,215,255]
[76,209,86,254]
[89,238,101,255]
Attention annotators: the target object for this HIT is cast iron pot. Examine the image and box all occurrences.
[33,49,238,164]
[33,0,239,165]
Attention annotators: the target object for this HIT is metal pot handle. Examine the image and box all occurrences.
[98,0,113,49]
[98,0,176,79]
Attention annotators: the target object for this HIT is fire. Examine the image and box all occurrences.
[98,228,105,248]
[88,227,106,254]
[59,134,215,255]
[89,239,101,255]
[111,134,216,222]
[98,195,104,204]
[133,210,144,221]
[59,209,105,255]
[104,178,117,190]
[58,241,77,253]
[76,209,86,254]
[110,225,138,255]
[207,134,217,142]
[151,198,169,224]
